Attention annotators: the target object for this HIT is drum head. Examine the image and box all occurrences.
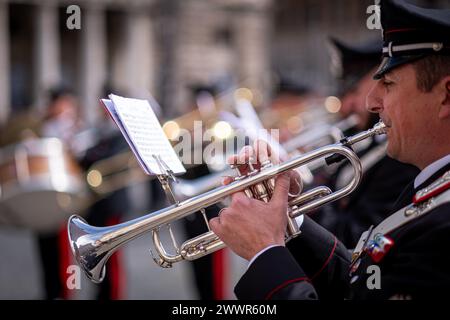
[0,138,88,232]
[0,190,86,233]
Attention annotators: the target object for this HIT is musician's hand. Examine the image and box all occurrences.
[222,139,302,196]
[210,140,301,261]
[209,172,291,261]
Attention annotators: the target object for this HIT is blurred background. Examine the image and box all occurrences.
[0,0,447,300]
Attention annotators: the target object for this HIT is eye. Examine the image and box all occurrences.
[382,79,394,87]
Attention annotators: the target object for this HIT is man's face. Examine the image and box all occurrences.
[341,71,376,130]
[49,95,78,120]
[366,64,441,166]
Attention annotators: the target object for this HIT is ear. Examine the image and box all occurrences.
[438,76,450,119]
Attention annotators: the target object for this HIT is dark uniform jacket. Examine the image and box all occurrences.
[235,162,450,300]
[312,136,419,248]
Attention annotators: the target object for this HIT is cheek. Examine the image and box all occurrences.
[403,95,435,141]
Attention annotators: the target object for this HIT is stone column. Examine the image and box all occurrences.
[79,4,107,125]
[111,7,157,102]
[232,1,273,107]
[33,1,61,110]
[0,2,10,123]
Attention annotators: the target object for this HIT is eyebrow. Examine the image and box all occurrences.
[386,70,401,81]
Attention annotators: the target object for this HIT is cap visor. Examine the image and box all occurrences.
[373,55,426,79]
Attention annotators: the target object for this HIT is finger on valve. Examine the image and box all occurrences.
[288,170,303,197]
[253,139,302,196]
[226,146,258,175]
[270,173,291,205]
[253,139,274,167]
[222,151,250,186]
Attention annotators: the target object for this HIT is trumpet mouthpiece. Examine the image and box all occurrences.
[373,120,387,135]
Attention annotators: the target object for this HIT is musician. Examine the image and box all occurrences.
[37,87,84,299]
[269,80,317,144]
[79,93,130,300]
[178,84,228,300]
[38,87,129,299]
[210,0,450,299]
[311,38,419,248]
[0,88,78,299]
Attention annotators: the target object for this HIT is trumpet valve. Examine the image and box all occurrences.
[230,163,244,181]
[285,206,302,241]
[230,163,254,197]
[261,159,275,198]
[260,159,272,169]
[246,156,258,176]
[289,205,301,218]
[251,183,270,202]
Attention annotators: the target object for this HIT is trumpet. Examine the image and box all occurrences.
[283,114,360,154]
[67,121,386,283]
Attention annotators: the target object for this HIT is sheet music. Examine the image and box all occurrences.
[101,99,149,173]
[107,94,186,175]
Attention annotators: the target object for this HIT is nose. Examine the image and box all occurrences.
[366,82,383,114]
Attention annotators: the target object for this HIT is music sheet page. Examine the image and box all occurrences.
[108,94,186,175]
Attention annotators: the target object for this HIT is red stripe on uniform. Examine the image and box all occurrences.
[385,28,418,34]
[58,224,72,299]
[311,236,338,281]
[107,216,125,300]
[265,277,310,300]
[212,249,227,300]
[413,180,450,204]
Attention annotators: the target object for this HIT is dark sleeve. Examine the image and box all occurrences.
[353,204,450,299]
[235,246,318,300]
[235,216,352,300]
[287,216,352,299]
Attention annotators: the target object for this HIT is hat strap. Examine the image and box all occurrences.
[383,42,444,57]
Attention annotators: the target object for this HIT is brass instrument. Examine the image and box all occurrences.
[68,121,386,283]
[172,114,360,199]
[283,114,359,154]
[85,151,149,195]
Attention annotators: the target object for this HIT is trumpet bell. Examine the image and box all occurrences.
[68,215,108,283]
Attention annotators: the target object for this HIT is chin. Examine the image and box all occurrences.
[386,144,398,161]
[387,145,410,165]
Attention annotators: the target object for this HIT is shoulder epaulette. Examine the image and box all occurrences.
[413,171,450,204]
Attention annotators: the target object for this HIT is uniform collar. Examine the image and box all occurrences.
[414,154,450,189]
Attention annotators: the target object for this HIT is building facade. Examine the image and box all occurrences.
[0,0,447,125]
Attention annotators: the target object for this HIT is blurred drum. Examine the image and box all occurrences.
[0,138,87,233]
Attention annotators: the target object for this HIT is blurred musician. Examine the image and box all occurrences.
[78,87,130,300]
[0,95,67,299]
[37,87,83,299]
[177,84,228,300]
[38,86,129,299]
[308,38,419,248]
[269,79,318,144]
[41,88,83,145]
